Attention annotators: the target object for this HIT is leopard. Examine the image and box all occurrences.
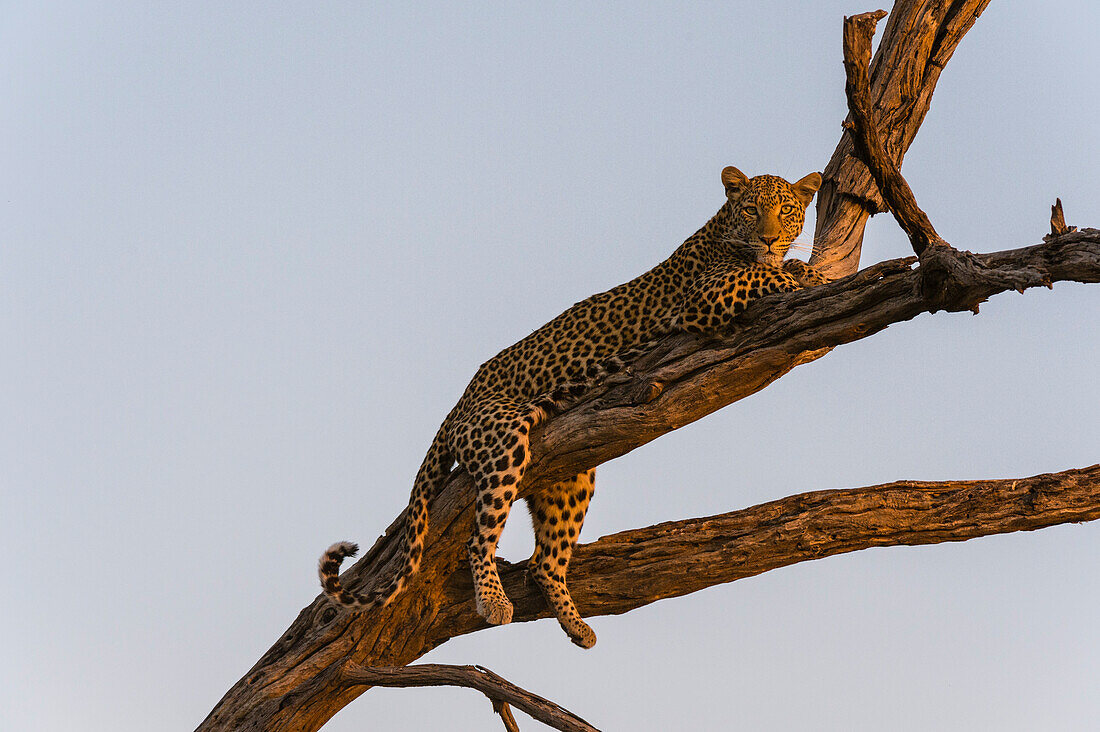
[319,166,829,649]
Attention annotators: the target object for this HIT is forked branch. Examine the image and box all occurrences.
[841,10,945,254]
[812,0,991,276]
[342,664,599,732]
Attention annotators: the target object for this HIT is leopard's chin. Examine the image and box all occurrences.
[759,251,784,268]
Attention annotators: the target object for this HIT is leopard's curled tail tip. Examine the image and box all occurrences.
[327,540,360,560]
[318,541,359,590]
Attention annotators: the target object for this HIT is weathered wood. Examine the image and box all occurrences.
[494,701,521,732]
[521,465,1100,620]
[341,664,599,732]
[841,10,945,254]
[1050,198,1076,236]
[811,0,991,277]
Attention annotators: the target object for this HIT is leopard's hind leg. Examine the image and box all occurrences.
[450,401,542,626]
[527,469,596,648]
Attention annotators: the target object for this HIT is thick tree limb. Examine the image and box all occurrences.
[812,0,991,276]
[342,664,599,732]
[521,465,1100,619]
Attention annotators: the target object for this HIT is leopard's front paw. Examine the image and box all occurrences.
[783,259,830,287]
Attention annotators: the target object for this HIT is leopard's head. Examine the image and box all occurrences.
[720,167,822,267]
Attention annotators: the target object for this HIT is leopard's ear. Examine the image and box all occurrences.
[791,172,823,206]
[721,166,749,200]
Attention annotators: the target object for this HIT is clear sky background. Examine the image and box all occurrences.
[3,2,1098,730]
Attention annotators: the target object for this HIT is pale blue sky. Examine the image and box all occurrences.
[2,2,1098,730]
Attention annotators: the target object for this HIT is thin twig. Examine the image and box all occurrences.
[493,700,522,732]
[342,663,600,732]
[841,10,946,254]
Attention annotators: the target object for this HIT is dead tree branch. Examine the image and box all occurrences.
[1051,198,1077,236]
[495,702,522,732]
[812,0,991,276]
[342,664,599,732]
[842,10,945,254]
[519,465,1100,618]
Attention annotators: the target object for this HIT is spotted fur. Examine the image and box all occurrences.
[319,166,828,648]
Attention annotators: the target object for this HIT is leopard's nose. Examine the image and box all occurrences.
[760,235,779,247]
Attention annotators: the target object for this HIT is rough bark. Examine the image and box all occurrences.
[197,2,1098,730]
[532,465,1100,618]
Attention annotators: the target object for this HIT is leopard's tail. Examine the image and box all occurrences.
[318,425,453,609]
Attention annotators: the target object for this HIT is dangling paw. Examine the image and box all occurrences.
[476,592,514,626]
[564,619,597,649]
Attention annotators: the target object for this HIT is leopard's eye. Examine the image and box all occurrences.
[780,203,795,215]
[742,205,758,217]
